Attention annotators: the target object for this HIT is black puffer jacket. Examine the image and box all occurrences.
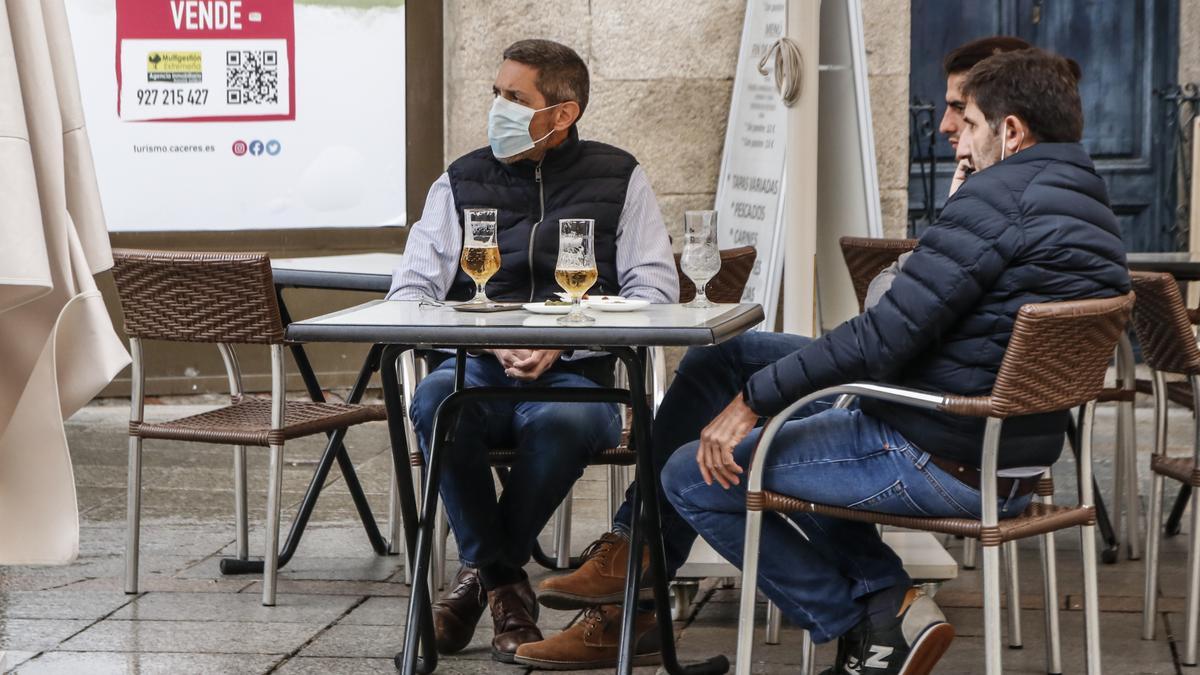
[745,142,1130,468]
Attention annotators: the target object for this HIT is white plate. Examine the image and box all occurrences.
[523,302,572,315]
[588,297,650,312]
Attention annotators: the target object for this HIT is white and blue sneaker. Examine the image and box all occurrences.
[821,588,955,675]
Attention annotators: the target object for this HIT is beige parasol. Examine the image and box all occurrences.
[0,0,129,564]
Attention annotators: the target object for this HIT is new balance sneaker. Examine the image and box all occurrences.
[822,588,955,675]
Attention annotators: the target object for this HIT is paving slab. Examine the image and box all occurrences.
[109,591,363,623]
[0,589,132,621]
[12,651,281,674]
[0,619,93,652]
[273,656,399,674]
[59,619,327,654]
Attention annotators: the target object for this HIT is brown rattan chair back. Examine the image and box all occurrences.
[676,246,757,304]
[838,236,919,312]
[943,293,1135,418]
[111,249,286,344]
[1129,271,1200,376]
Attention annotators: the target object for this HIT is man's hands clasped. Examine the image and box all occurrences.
[491,349,563,381]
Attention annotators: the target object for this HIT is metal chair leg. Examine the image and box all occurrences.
[982,543,1004,674]
[1187,487,1200,665]
[233,445,248,560]
[432,501,448,591]
[1039,494,1062,674]
[125,338,145,596]
[1144,472,1165,640]
[1117,333,1142,560]
[262,443,285,606]
[554,488,573,569]
[736,508,766,675]
[963,536,977,569]
[799,629,815,674]
[388,470,403,556]
[1081,522,1103,674]
[1003,540,1023,648]
[765,600,782,645]
[124,435,143,595]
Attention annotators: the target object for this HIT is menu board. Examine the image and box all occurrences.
[714,0,788,328]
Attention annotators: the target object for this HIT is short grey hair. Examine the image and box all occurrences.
[502,39,590,119]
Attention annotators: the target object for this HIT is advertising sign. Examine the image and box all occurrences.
[66,0,406,232]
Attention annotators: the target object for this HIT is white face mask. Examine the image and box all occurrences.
[488,96,561,159]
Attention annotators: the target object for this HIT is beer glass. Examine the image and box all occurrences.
[680,210,721,308]
[460,208,500,304]
[555,219,597,325]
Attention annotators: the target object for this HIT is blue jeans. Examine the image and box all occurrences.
[410,355,622,569]
[613,332,819,573]
[615,332,1031,642]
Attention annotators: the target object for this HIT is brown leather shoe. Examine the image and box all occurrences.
[514,604,662,670]
[431,566,486,655]
[538,532,652,610]
[489,577,543,663]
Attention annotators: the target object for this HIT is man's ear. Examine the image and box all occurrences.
[1005,114,1032,150]
[554,101,581,131]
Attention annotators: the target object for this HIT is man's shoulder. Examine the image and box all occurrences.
[447,146,498,176]
[577,138,639,165]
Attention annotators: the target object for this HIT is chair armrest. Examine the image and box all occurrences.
[744,382,947,494]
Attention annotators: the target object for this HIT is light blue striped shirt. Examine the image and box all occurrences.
[387,164,680,304]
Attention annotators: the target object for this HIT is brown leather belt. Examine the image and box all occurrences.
[927,454,1040,497]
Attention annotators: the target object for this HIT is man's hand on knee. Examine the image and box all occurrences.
[696,395,758,489]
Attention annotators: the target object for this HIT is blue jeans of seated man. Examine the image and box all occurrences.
[409,355,622,570]
[658,335,1032,643]
[612,331,821,576]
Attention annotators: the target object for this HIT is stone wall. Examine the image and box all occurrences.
[442,0,912,244]
[1182,0,1200,85]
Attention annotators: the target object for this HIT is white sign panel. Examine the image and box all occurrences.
[714,0,788,327]
[65,0,406,232]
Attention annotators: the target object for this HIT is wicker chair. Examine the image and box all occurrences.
[1134,271,1200,665]
[735,292,1134,675]
[838,235,918,311]
[408,247,757,587]
[841,235,1140,566]
[110,249,387,606]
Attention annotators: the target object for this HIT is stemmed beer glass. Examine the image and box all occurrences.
[680,210,721,308]
[460,208,500,305]
[554,219,598,325]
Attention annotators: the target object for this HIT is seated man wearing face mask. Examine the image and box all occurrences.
[386,39,678,664]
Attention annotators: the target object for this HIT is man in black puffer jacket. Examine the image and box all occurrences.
[529,48,1130,675]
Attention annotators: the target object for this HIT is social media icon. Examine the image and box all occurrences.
[266,139,281,156]
[249,140,265,156]
[232,140,247,156]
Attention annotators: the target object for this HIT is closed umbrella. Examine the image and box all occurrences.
[0,0,129,564]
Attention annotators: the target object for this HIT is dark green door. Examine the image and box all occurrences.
[908,0,1180,251]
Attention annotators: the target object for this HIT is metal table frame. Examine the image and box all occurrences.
[221,259,399,576]
[288,300,764,675]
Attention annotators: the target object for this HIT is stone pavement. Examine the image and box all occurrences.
[0,399,1193,673]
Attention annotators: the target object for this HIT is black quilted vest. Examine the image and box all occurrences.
[445,127,636,302]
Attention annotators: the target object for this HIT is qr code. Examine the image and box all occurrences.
[226,50,278,105]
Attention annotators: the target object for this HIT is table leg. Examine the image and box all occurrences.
[613,347,729,675]
[383,345,439,675]
[277,287,388,552]
[221,342,389,575]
